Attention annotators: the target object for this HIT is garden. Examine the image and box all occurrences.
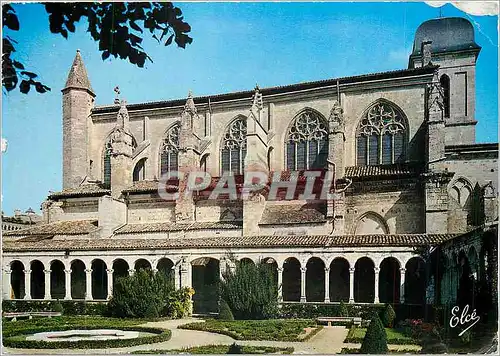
[2,263,497,354]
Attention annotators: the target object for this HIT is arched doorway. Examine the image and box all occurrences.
[135,259,152,271]
[354,257,374,303]
[91,259,107,300]
[306,257,325,302]
[191,257,220,314]
[379,257,400,304]
[157,258,174,283]
[405,257,426,305]
[10,261,25,299]
[50,260,65,299]
[330,258,349,302]
[30,260,44,299]
[71,260,86,299]
[283,257,301,302]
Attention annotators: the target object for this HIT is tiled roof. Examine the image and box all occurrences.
[260,204,326,225]
[92,66,437,114]
[122,180,179,194]
[344,164,421,179]
[3,220,99,236]
[115,221,242,234]
[49,184,110,199]
[3,233,457,252]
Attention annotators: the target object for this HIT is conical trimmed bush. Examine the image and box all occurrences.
[360,312,388,354]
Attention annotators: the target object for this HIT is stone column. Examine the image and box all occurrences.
[180,262,190,288]
[374,267,380,304]
[44,269,51,300]
[64,269,72,300]
[349,267,355,303]
[300,267,307,302]
[3,269,12,300]
[85,268,92,300]
[128,268,135,277]
[399,268,406,304]
[152,268,158,275]
[324,268,330,303]
[23,269,31,300]
[277,267,283,302]
[173,266,180,290]
[106,269,114,300]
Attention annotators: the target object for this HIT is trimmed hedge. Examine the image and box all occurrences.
[2,300,107,315]
[132,344,295,354]
[279,302,385,319]
[344,326,418,345]
[3,324,171,349]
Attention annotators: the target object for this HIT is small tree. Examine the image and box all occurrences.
[108,268,174,318]
[227,343,243,354]
[380,303,396,328]
[360,313,388,354]
[338,300,349,317]
[220,261,278,320]
[219,299,234,320]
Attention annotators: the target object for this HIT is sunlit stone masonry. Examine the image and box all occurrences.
[3,17,498,315]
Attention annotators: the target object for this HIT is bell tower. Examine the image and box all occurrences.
[62,50,95,188]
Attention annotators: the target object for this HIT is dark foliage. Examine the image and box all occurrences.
[380,303,396,328]
[227,343,243,354]
[360,313,388,354]
[2,2,192,94]
[339,300,349,317]
[108,268,177,318]
[218,299,235,320]
[2,300,107,315]
[220,261,278,320]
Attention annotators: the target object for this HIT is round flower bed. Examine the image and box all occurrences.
[3,324,171,349]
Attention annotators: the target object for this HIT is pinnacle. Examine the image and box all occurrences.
[64,50,94,94]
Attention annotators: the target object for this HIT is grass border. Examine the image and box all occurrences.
[344,326,419,345]
[3,325,171,349]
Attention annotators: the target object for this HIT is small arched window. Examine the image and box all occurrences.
[103,139,113,187]
[160,124,180,176]
[286,110,328,171]
[133,158,147,182]
[221,117,247,175]
[356,101,407,166]
[440,74,450,118]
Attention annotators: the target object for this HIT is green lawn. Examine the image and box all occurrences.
[179,319,320,341]
[344,327,417,345]
[132,344,294,354]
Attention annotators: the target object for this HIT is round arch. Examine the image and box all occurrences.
[330,257,350,302]
[71,259,86,299]
[30,260,45,299]
[91,259,107,300]
[10,260,25,299]
[405,257,426,305]
[191,257,220,314]
[354,257,375,303]
[306,257,325,302]
[283,257,301,302]
[379,257,401,304]
[50,260,65,299]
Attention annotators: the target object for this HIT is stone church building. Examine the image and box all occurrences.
[3,17,498,315]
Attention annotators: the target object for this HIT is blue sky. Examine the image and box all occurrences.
[2,2,498,215]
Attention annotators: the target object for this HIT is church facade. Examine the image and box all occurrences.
[3,17,498,314]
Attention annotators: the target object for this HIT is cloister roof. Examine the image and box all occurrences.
[259,204,326,225]
[114,221,242,234]
[3,233,458,252]
[48,184,110,199]
[3,219,99,236]
[345,164,421,179]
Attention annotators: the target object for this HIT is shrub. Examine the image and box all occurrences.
[338,301,348,317]
[108,269,191,319]
[52,301,64,314]
[360,313,388,354]
[2,300,107,315]
[227,343,243,354]
[219,300,235,320]
[380,303,396,328]
[220,261,278,320]
[420,327,448,354]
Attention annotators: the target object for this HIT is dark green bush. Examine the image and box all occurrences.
[52,301,64,314]
[2,300,107,315]
[219,300,234,320]
[381,303,396,328]
[227,343,243,354]
[279,302,384,319]
[108,268,191,319]
[220,261,278,320]
[339,300,348,317]
[360,313,388,354]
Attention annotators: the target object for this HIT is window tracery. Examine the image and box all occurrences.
[356,101,407,166]
[221,117,247,174]
[160,124,180,175]
[286,110,328,170]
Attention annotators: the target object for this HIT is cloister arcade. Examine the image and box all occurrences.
[3,249,430,313]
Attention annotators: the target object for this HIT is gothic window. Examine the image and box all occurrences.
[160,124,180,176]
[356,101,407,166]
[221,117,247,175]
[449,178,472,207]
[133,158,147,182]
[440,74,451,118]
[103,139,112,187]
[286,110,328,171]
